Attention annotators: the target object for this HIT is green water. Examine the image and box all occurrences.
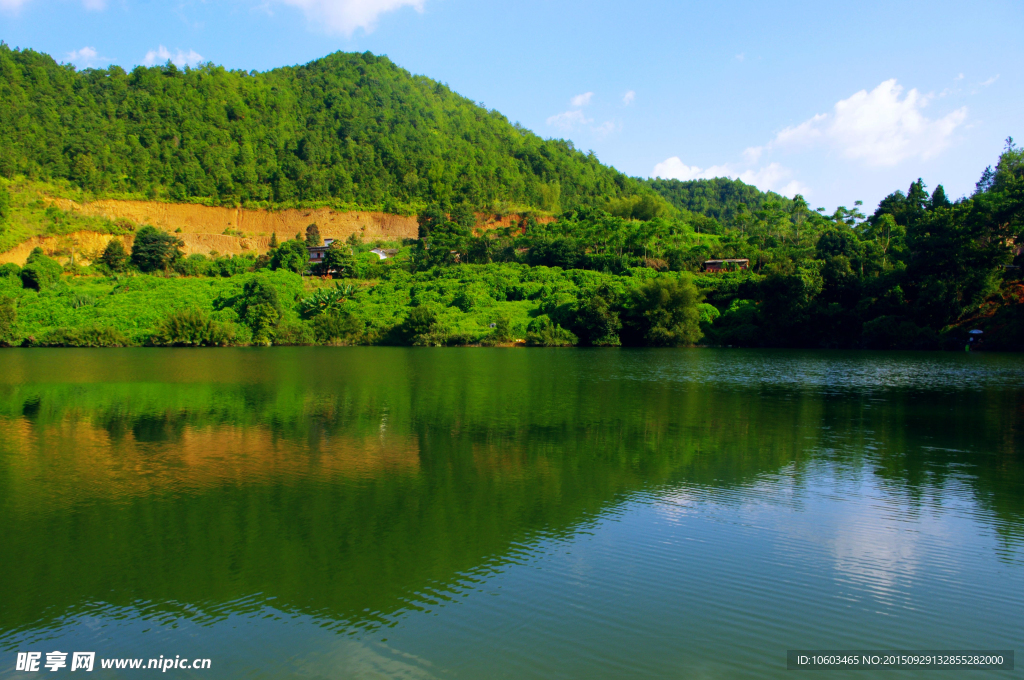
[0,348,1021,678]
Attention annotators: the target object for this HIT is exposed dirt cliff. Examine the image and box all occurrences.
[0,198,551,265]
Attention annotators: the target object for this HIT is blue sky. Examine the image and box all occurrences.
[1,0,1020,211]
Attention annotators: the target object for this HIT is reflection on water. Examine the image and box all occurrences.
[0,348,1022,678]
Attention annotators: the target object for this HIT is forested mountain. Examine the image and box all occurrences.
[0,45,647,211]
[646,177,792,225]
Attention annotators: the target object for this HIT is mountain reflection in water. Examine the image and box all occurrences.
[0,348,1021,679]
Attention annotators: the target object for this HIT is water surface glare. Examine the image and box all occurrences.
[0,348,1021,678]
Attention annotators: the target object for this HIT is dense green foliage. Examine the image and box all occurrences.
[19,247,62,290]
[130,225,183,272]
[647,177,793,228]
[0,142,1020,350]
[0,44,652,212]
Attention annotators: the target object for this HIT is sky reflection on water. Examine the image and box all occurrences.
[0,348,1021,679]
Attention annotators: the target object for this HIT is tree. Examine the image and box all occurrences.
[238,276,282,344]
[269,232,279,249]
[417,204,445,239]
[305,223,322,246]
[0,184,9,225]
[574,290,622,346]
[100,239,128,272]
[0,296,16,345]
[319,242,358,278]
[270,239,309,274]
[20,248,62,290]
[631,277,703,346]
[130,226,183,272]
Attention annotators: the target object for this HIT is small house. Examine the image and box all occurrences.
[703,258,750,273]
[307,239,335,264]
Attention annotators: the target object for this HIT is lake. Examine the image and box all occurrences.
[0,348,1021,678]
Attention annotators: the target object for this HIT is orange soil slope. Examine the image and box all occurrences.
[0,198,550,265]
[51,198,420,243]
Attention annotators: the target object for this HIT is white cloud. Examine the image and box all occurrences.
[735,52,745,62]
[143,46,204,68]
[652,157,808,197]
[546,110,591,132]
[570,91,593,107]
[67,46,110,68]
[741,146,763,164]
[980,75,999,87]
[770,79,966,166]
[955,73,964,81]
[622,90,635,106]
[592,121,616,137]
[82,0,104,9]
[278,0,424,35]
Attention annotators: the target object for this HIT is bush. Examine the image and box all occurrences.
[20,248,63,290]
[861,315,938,350]
[0,263,20,279]
[274,321,315,345]
[313,312,365,344]
[483,314,514,345]
[100,239,129,272]
[396,306,448,346]
[174,253,212,277]
[150,308,236,346]
[298,282,355,318]
[237,276,282,344]
[526,316,577,346]
[0,296,16,345]
[38,325,130,347]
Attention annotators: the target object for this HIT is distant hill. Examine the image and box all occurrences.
[0,45,649,212]
[646,177,793,226]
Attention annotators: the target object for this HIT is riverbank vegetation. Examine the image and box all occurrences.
[0,141,1020,350]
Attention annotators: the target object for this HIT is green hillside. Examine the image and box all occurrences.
[647,177,793,226]
[0,45,648,212]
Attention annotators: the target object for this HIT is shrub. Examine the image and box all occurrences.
[39,325,130,347]
[20,248,63,290]
[483,314,514,345]
[0,296,16,345]
[396,306,448,346]
[69,293,95,309]
[313,312,365,344]
[100,239,129,272]
[238,276,282,344]
[526,316,577,347]
[150,308,236,346]
[174,253,212,277]
[274,321,315,345]
[0,263,20,279]
[861,315,938,350]
[298,282,355,318]
[131,226,183,272]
